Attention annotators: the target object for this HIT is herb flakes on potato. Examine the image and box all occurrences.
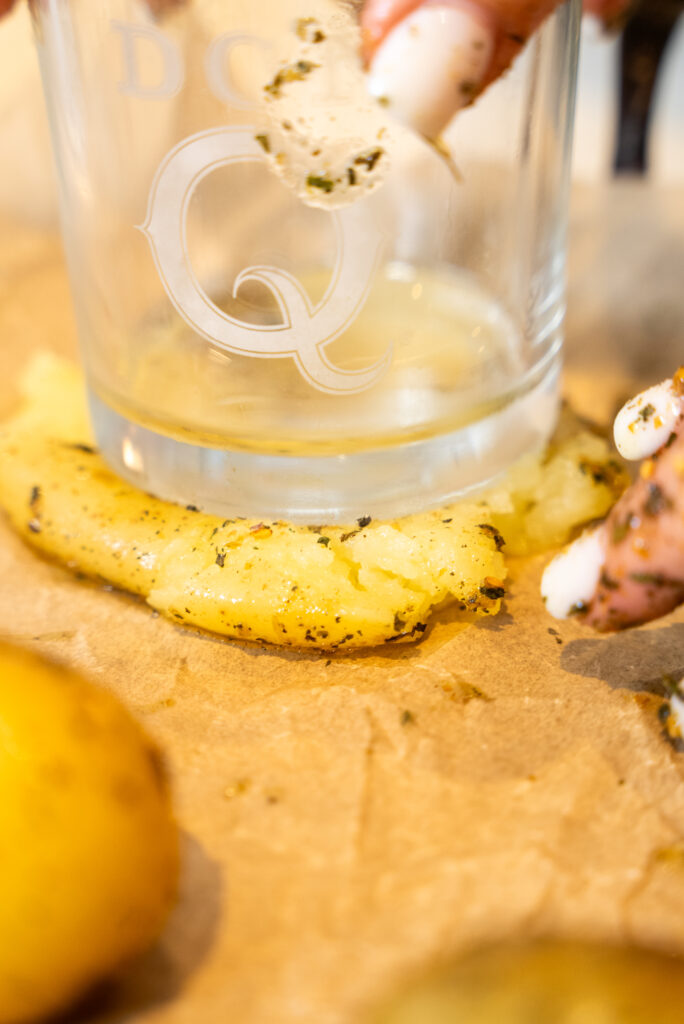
[484,422,630,556]
[0,356,627,650]
[0,356,506,649]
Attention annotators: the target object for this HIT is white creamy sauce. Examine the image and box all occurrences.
[613,379,683,461]
[540,526,607,620]
[367,3,494,139]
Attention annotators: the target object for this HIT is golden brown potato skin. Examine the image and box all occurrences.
[0,643,179,1024]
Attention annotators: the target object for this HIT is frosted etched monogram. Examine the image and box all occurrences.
[113,19,390,395]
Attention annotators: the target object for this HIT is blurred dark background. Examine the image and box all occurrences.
[616,0,684,172]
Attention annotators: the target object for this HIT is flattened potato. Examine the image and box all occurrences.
[0,356,506,648]
[485,425,629,556]
[370,941,684,1024]
[0,356,626,649]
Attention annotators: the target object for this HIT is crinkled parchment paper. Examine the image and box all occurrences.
[1,182,684,1023]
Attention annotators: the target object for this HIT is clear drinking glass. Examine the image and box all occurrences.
[31,0,580,522]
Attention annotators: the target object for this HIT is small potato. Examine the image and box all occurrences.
[0,643,179,1024]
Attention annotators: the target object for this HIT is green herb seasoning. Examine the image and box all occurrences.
[306,175,335,193]
[295,17,326,43]
[578,458,625,488]
[643,483,672,517]
[599,571,619,591]
[629,572,677,587]
[354,148,384,172]
[64,442,96,454]
[27,484,43,534]
[477,523,505,551]
[265,60,319,98]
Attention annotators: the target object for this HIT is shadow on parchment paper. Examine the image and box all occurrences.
[560,622,684,695]
[473,604,514,634]
[59,833,222,1024]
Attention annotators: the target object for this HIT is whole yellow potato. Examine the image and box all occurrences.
[0,644,179,1024]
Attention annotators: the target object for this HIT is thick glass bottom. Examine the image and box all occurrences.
[88,352,561,524]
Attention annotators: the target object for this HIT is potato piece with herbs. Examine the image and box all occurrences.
[0,357,626,649]
[0,356,506,649]
[0,643,178,1024]
[484,426,629,556]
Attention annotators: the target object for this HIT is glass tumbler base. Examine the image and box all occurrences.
[89,358,561,525]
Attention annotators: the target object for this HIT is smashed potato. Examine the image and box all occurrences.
[485,424,629,557]
[0,356,626,649]
[0,643,178,1024]
[0,356,506,648]
[370,940,684,1024]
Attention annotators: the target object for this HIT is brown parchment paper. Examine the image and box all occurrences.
[1,181,684,1024]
